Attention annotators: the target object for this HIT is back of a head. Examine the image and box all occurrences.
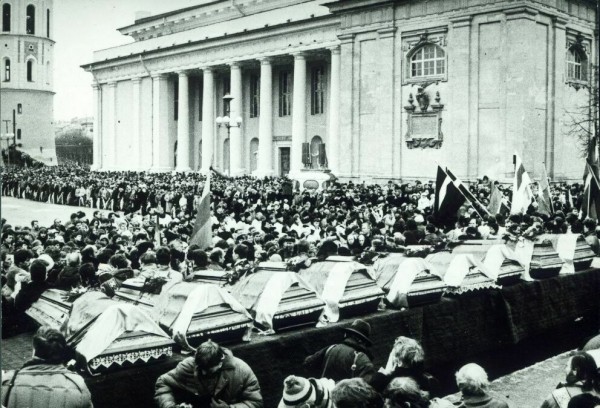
[14,248,33,265]
[189,249,209,268]
[234,243,249,261]
[210,248,224,264]
[66,252,81,267]
[456,363,489,396]
[568,351,599,391]
[140,251,157,265]
[30,259,48,283]
[109,253,129,269]
[195,340,224,370]
[155,246,171,266]
[332,378,383,408]
[383,377,429,408]
[33,326,67,364]
[567,393,600,408]
[393,336,425,370]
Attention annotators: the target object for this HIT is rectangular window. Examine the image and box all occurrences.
[174,81,179,121]
[311,66,325,115]
[250,74,260,118]
[198,80,203,121]
[279,71,292,117]
[223,76,230,115]
[17,129,21,140]
[4,59,10,81]
[46,9,50,38]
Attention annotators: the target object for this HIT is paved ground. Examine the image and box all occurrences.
[1,196,109,227]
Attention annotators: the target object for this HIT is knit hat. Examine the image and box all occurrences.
[280,376,314,408]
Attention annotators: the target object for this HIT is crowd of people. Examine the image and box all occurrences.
[2,164,600,408]
[4,321,600,407]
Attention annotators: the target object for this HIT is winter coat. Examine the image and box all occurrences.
[459,391,510,408]
[1,358,93,408]
[304,338,375,383]
[370,366,440,397]
[154,349,263,408]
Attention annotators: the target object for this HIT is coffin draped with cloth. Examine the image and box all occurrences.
[296,256,384,325]
[63,291,175,374]
[229,262,325,333]
[113,278,253,348]
[367,253,446,308]
[450,241,524,285]
[424,252,499,295]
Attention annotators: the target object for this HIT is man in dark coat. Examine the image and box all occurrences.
[14,259,50,313]
[154,340,263,408]
[304,319,375,383]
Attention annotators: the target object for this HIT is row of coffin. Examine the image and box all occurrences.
[25,234,595,375]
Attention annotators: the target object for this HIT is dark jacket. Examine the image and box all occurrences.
[370,366,440,397]
[304,338,375,383]
[460,391,510,408]
[1,358,93,408]
[14,281,50,313]
[154,349,263,408]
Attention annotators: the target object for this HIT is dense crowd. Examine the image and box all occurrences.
[2,164,600,408]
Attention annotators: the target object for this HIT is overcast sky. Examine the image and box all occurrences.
[54,0,197,121]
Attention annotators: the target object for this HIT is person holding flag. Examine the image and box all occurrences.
[510,154,534,215]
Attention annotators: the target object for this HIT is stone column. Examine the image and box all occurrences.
[201,68,215,173]
[256,57,273,176]
[328,46,341,174]
[105,81,117,170]
[176,71,191,171]
[291,53,307,176]
[338,34,354,177]
[229,62,244,176]
[151,73,170,171]
[91,83,102,170]
[131,77,142,170]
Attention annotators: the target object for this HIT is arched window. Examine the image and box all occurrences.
[567,47,587,82]
[27,59,34,82]
[249,138,259,172]
[26,4,35,34]
[46,9,50,38]
[2,3,11,32]
[310,135,325,169]
[4,58,10,82]
[173,140,178,168]
[410,43,445,78]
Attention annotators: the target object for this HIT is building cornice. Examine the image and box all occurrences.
[0,88,55,95]
[3,34,56,45]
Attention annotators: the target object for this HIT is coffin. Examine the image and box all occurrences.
[451,241,524,286]
[230,263,325,333]
[26,288,72,329]
[298,256,384,324]
[190,269,230,285]
[370,254,446,308]
[113,278,160,311]
[529,239,564,279]
[152,282,252,348]
[425,252,499,295]
[64,292,174,374]
[574,236,595,270]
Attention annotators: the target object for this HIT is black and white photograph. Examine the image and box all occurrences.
[1,0,599,407]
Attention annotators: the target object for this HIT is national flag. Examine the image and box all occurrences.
[510,154,534,214]
[537,163,553,216]
[434,166,465,222]
[189,171,213,249]
[583,136,598,181]
[581,161,600,220]
[446,168,491,217]
[487,183,503,215]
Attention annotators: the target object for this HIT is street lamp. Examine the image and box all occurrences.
[215,94,242,173]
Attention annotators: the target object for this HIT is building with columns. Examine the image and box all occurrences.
[83,0,597,181]
[1,0,57,165]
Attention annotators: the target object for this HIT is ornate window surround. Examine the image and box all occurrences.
[402,27,448,85]
[565,31,591,90]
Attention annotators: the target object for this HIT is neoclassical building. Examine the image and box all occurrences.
[83,0,597,181]
[1,0,57,165]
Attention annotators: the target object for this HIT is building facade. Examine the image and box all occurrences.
[1,0,57,165]
[83,0,597,181]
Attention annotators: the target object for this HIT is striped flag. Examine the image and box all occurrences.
[582,161,600,220]
[434,165,465,223]
[537,163,553,216]
[487,183,504,215]
[510,154,533,214]
[446,168,491,217]
[189,171,213,249]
